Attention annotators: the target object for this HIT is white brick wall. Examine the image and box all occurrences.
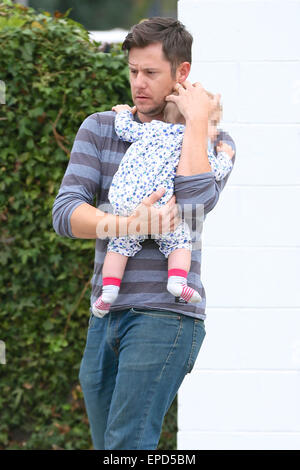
[177,0,300,450]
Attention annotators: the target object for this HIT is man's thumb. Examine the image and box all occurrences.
[144,187,165,206]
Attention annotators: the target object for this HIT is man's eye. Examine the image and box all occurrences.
[130,70,137,74]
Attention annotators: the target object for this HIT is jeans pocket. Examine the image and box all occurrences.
[186,320,206,374]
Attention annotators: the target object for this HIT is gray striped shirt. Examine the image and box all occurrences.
[52,111,236,320]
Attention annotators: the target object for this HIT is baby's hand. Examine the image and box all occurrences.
[216,141,235,159]
[112,104,137,114]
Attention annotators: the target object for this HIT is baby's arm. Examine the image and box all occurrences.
[112,104,145,143]
[208,141,235,181]
[112,104,136,114]
[216,141,235,159]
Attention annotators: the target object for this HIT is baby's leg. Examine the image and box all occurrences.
[92,251,128,317]
[167,248,202,303]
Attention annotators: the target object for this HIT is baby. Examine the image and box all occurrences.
[92,92,235,317]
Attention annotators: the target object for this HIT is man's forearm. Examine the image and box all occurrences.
[70,193,179,239]
[70,203,130,239]
[176,119,212,176]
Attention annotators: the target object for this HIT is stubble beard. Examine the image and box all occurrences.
[134,100,166,118]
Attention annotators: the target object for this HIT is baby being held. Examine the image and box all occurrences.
[92,91,235,317]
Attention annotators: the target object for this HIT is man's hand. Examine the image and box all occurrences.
[168,81,217,175]
[128,188,181,237]
[165,81,221,124]
[112,104,137,114]
[216,141,235,159]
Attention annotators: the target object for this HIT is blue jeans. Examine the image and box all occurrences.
[78,307,206,450]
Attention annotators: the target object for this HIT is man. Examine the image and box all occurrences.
[52,17,236,450]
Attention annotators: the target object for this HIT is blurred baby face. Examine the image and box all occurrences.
[208,111,221,142]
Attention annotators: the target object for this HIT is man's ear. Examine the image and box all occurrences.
[176,62,191,83]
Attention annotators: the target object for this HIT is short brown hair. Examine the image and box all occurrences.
[122,17,193,77]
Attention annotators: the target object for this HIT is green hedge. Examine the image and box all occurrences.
[0,0,177,450]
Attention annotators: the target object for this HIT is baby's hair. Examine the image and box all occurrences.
[163,89,223,124]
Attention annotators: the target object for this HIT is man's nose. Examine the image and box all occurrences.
[134,72,146,88]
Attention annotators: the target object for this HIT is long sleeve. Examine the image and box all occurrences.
[208,151,233,182]
[174,130,236,217]
[114,110,146,143]
[52,113,102,238]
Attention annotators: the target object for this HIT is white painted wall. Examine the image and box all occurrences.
[177,0,300,450]
[89,29,128,44]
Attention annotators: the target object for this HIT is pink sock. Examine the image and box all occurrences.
[92,277,121,317]
[167,269,202,303]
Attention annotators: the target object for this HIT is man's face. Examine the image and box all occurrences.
[128,43,177,122]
